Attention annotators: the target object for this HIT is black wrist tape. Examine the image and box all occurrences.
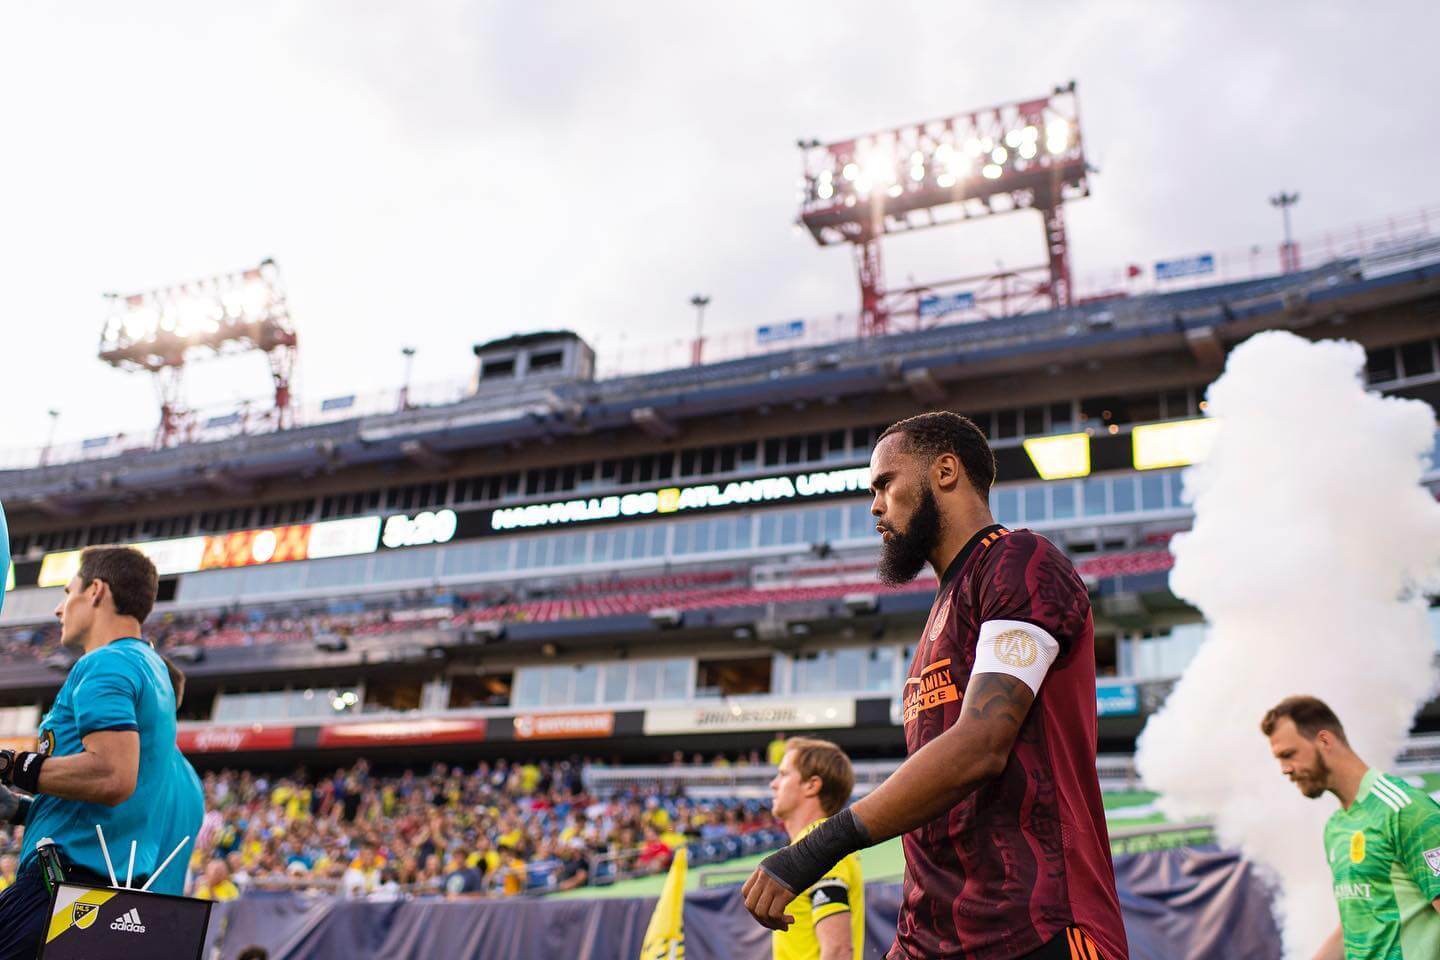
[11,752,45,795]
[758,807,872,894]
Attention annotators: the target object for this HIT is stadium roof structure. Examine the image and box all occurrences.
[2,256,1438,518]
[473,329,586,353]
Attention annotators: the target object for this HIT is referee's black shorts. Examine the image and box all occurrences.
[0,859,51,960]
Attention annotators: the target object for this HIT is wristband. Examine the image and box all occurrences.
[1,752,46,795]
[757,807,872,895]
[13,796,31,826]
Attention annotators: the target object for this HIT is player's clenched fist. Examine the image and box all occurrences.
[741,866,796,931]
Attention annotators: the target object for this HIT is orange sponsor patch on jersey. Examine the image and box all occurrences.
[903,658,959,724]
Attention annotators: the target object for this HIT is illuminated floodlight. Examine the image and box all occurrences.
[98,259,298,445]
[798,84,1086,234]
[796,81,1089,328]
[1132,418,1222,470]
[1046,118,1072,154]
[1023,433,1092,480]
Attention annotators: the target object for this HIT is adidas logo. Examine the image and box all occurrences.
[110,907,146,934]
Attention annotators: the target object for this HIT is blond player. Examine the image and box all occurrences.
[769,738,864,960]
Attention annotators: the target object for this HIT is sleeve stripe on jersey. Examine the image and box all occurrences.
[77,722,140,738]
[1372,776,1411,810]
[1380,774,1415,804]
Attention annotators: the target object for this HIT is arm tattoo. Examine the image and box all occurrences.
[961,672,1034,736]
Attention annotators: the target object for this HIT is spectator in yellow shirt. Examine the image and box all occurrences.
[193,859,241,902]
[767,732,789,768]
[0,855,15,893]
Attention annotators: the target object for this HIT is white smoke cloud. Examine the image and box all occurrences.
[1134,330,1440,959]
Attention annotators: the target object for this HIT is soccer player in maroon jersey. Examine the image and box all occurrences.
[743,411,1128,960]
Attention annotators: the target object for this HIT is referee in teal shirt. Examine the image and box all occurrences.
[0,545,204,959]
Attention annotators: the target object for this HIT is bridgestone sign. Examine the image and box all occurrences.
[642,698,856,735]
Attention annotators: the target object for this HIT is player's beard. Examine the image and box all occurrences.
[877,485,942,586]
[1297,753,1331,799]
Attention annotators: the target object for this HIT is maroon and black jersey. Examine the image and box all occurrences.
[890,525,1128,960]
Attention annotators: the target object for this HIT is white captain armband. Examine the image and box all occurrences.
[972,619,1061,695]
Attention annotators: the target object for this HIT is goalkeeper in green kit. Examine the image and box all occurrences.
[1263,696,1440,960]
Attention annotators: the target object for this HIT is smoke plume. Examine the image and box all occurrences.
[1135,331,1440,958]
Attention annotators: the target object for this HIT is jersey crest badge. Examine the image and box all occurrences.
[1424,847,1440,877]
[1350,831,1366,864]
[993,629,1039,668]
[927,596,951,646]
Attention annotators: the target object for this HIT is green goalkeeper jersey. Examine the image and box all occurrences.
[1324,769,1440,959]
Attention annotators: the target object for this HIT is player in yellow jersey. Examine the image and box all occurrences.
[769,738,864,960]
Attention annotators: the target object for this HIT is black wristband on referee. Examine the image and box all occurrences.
[9,752,46,795]
[758,807,872,895]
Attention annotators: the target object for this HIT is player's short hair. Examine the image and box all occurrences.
[879,411,996,498]
[784,737,855,817]
[1260,695,1348,744]
[77,546,158,624]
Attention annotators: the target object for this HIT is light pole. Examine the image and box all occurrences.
[1270,192,1300,273]
[400,346,416,410]
[689,294,711,366]
[39,409,59,466]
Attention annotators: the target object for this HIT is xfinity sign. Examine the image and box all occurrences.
[490,466,871,532]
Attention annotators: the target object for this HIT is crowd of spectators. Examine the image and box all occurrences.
[0,758,781,902]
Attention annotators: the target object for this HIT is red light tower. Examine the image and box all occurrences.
[98,259,298,447]
[797,82,1090,336]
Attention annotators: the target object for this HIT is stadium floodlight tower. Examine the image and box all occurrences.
[98,259,297,447]
[798,81,1089,337]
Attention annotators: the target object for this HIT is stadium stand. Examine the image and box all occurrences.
[171,758,784,899]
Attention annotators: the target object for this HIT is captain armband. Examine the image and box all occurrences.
[972,619,1061,695]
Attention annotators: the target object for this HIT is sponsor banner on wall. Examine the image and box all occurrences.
[1154,253,1215,281]
[177,724,297,754]
[315,718,487,748]
[36,516,382,587]
[1097,682,1141,717]
[643,698,856,736]
[512,712,615,740]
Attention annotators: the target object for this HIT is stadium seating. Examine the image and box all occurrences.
[0,545,1179,663]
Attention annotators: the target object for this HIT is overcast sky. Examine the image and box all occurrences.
[2,1,1436,454]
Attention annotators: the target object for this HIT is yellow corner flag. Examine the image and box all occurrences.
[639,847,687,960]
